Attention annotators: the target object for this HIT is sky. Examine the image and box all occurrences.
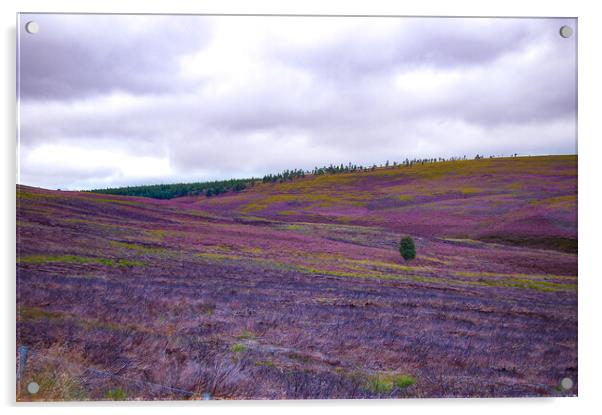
[17,15,577,190]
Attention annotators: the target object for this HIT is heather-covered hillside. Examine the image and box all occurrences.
[192,155,577,252]
[16,155,577,400]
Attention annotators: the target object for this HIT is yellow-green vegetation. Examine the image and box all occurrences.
[453,270,576,281]
[146,228,198,241]
[274,172,360,191]
[459,187,480,195]
[481,278,576,292]
[17,191,60,200]
[193,245,575,293]
[19,307,63,321]
[183,209,218,219]
[393,375,417,389]
[367,373,416,393]
[109,240,167,254]
[105,388,128,400]
[255,360,276,367]
[146,228,204,241]
[85,197,142,207]
[231,343,247,353]
[299,264,575,292]
[411,274,575,292]
[22,370,89,401]
[284,224,306,231]
[344,258,426,272]
[241,247,264,254]
[241,190,369,214]
[236,330,257,340]
[529,194,576,207]
[18,255,145,267]
[195,252,243,261]
[19,306,157,334]
[420,255,450,265]
[147,229,166,241]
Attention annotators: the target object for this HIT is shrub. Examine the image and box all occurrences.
[399,236,416,261]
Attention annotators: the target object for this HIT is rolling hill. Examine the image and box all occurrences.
[16,155,577,400]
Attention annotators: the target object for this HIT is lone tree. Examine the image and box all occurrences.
[399,236,416,261]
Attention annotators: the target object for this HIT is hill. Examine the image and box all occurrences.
[16,155,577,400]
[187,155,577,252]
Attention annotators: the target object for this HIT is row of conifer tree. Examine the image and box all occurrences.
[91,153,512,199]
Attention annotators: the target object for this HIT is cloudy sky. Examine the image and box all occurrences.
[17,14,577,190]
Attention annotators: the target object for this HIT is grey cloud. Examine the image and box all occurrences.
[19,14,211,99]
[17,15,577,190]
[272,18,538,80]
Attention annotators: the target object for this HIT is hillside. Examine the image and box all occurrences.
[189,155,577,252]
[16,155,577,400]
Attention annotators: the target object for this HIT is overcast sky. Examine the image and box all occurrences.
[17,15,577,190]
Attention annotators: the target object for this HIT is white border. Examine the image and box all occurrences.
[3,1,601,414]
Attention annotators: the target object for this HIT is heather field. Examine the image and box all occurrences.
[16,155,577,400]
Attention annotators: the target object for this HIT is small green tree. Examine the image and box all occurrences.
[399,236,416,261]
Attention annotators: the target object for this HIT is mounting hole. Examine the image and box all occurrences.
[25,21,39,34]
[561,377,573,390]
[559,25,573,38]
[27,382,40,394]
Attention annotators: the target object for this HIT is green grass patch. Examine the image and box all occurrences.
[116,259,145,267]
[231,343,247,353]
[86,197,141,206]
[459,187,480,195]
[105,388,128,400]
[284,224,307,231]
[17,191,59,200]
[367,374,416,393]
[19,255,144,267]
[298,264,574,292]
[19,307,64,321]
[394,375,417,388]
[255,360,276,367]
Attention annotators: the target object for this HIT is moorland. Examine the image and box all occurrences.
[16,155,577,400]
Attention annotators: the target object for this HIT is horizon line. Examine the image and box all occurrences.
[16,153,577,193]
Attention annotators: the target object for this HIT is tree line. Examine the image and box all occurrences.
[263,153,510,182]
[90,153,515,200]
[262,169,306,183]
[89,178,252,200]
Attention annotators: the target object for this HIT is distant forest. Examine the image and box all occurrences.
[90,154,509,199]
[89,178,250,200]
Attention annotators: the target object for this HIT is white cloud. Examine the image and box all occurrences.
[17,15,577,190]
[21,143,173,190]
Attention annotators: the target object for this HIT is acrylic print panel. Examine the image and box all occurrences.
[16,14,577,401]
